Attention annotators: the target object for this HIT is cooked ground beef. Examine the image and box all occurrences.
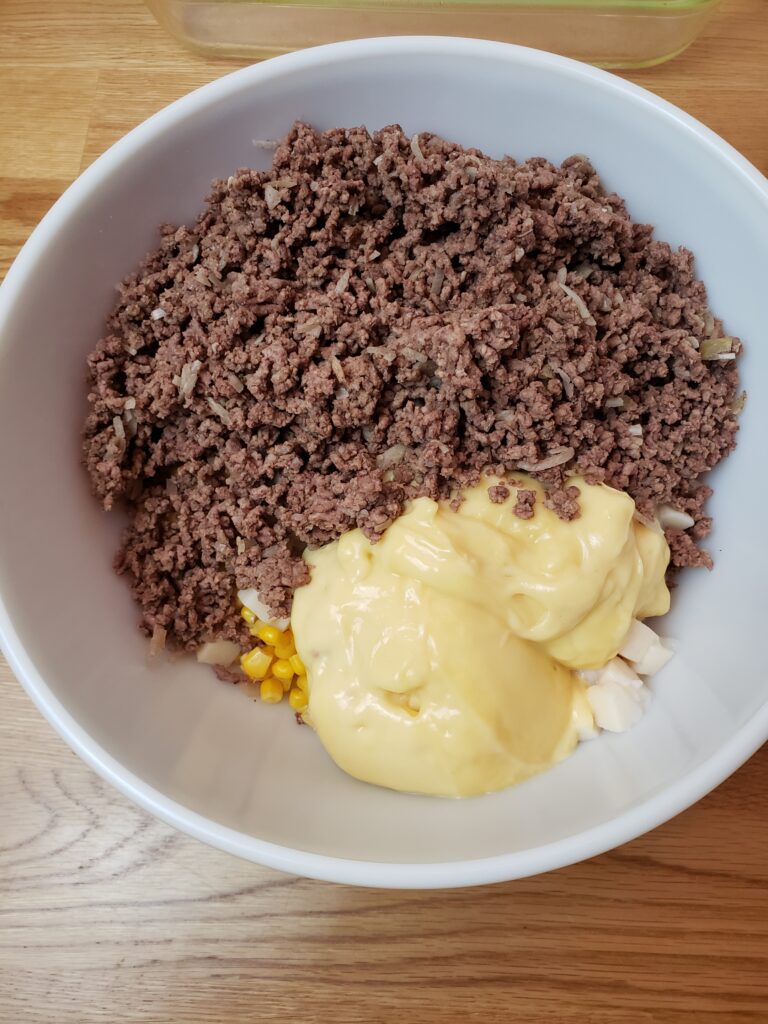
[83,122,742,649]
[513,489,538,521]
[488,484,511,505]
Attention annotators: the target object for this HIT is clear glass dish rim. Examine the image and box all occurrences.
[156,0,721,11]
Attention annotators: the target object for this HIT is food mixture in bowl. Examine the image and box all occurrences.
[82,122,743,797]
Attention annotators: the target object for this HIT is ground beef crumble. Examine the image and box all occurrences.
[82,122,742,649]
[488,484,511,505]
[513,489,538,521]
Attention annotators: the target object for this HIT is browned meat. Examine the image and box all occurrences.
[83,123,741,648]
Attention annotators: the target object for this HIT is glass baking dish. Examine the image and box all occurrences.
[146,0,722,69]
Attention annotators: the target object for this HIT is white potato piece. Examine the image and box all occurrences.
[598,656,643,689]
[633,642,674,677]
[587,679,648,733]
[620,619,673,676]
[620,619,657,663]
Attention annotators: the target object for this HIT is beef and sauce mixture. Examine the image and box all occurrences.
[82,123,742,797]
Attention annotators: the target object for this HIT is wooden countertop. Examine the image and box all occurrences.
[1,2,767,1020]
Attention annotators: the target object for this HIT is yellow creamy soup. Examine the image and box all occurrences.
[291,476,670,797]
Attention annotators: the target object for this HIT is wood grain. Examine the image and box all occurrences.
[1,2,767,1020]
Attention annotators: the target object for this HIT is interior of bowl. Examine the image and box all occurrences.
[0,39,766,885]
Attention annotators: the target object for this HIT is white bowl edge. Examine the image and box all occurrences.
[1,36,767,888]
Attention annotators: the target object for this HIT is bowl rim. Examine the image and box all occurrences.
[1,35,767,888]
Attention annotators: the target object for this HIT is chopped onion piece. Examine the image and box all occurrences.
[264,184,282,210]
[410,134,426,162]
[402,345,428,365]
[207,397,231,426]
[556,281,596,325]
[376,444,409,469]
[657,504,695,530]
[296,317,322,337]
[197,641,241,667]
[123,409,138,438]
[430,268,445,296]
[174,359,202,399]
[517,446,575,472]
[237,588,290,631]
[330,355,345,382]
[700,336,733,360]
[148,624,167,658]
[554,366,574,400]
[731,391,747,415]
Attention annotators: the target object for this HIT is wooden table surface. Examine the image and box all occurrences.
[1,2,767,1020]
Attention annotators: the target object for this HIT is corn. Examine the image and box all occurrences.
[289,653,306,676]
[260,677,284,704]
[272,658,294,682]
[233,600,303,710]
[288,686,308,712]
[255,624,285,647]
[240,647,273,681]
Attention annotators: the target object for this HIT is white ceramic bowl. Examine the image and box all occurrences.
[1,38,766,888]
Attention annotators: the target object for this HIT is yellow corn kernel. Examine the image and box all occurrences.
[288,686,308,712]
[294,673,308,693]
[260,677,284,704]
[274,641,295,659]
[272,658,294,682]
[248,619,267,638]
[255,624,284,647]
[240,647,273,681]
[289,653,306,676]
[240,606,257,626]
